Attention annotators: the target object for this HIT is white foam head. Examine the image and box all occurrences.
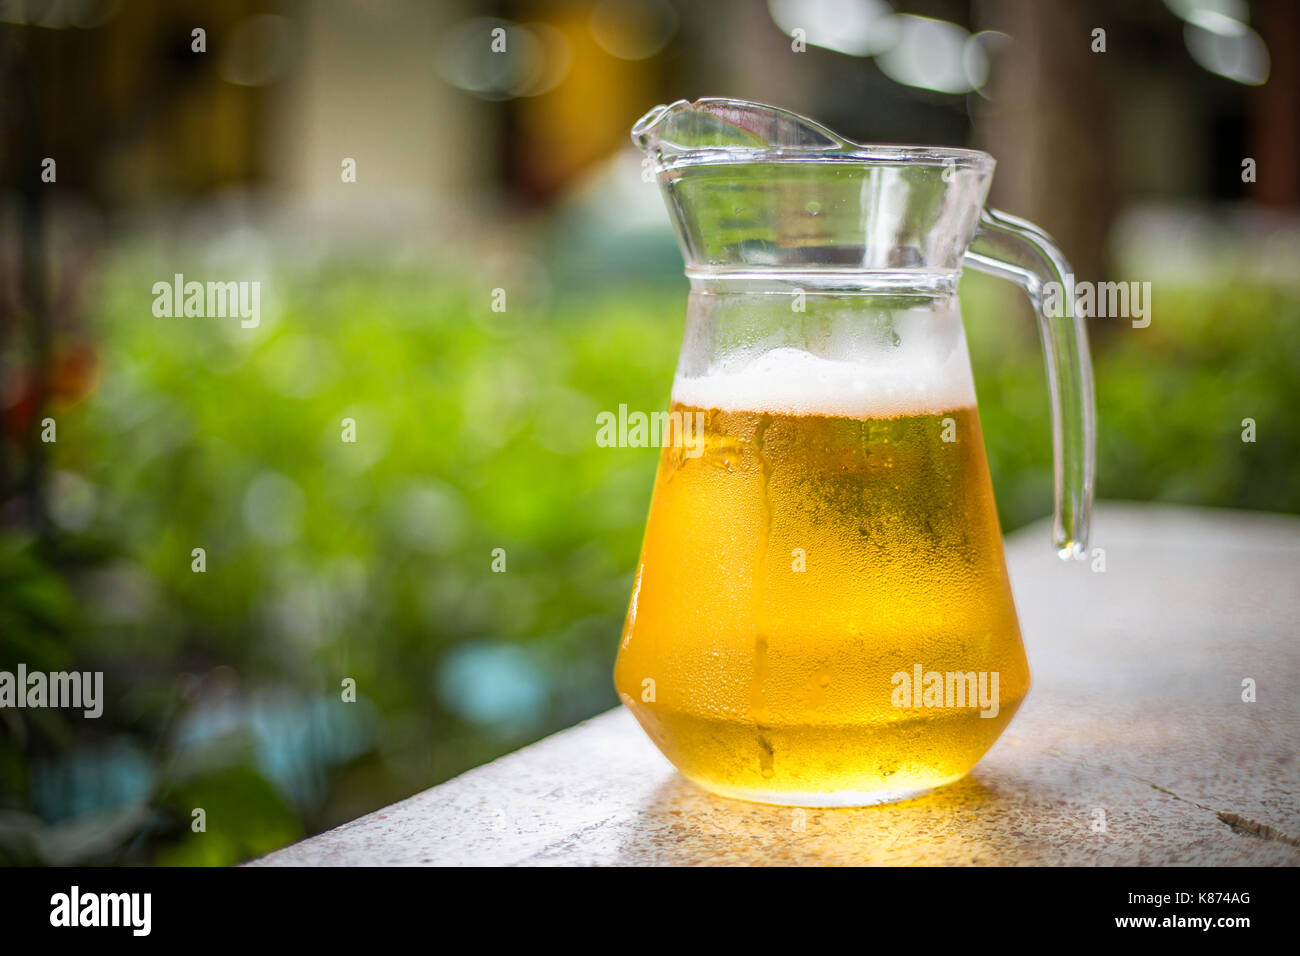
[673,343,977,419]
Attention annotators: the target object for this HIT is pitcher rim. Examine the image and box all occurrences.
[633,98,996,173]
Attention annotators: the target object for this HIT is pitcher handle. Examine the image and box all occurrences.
[963,207,1095,560]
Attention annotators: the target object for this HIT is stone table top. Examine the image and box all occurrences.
[254,503,1300,866]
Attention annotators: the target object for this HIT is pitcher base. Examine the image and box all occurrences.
[683,771,968,808]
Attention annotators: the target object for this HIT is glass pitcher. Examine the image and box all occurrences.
[613,99,1095,807]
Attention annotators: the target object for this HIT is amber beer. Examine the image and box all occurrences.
[615,371,1030,805]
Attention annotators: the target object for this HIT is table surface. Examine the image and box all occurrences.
[255,503,1300,866]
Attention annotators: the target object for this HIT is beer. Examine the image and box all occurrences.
[614,347,1029,805]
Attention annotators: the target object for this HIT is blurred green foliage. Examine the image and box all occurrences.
[1,247,1297,865]
[964,275,1300,528]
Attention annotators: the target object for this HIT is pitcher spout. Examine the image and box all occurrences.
[632,98,851,168]
[630,97,995,276]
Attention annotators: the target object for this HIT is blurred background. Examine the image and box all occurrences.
[1,0,1297,864]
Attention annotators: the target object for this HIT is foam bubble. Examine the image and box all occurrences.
[672,346,977,419]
